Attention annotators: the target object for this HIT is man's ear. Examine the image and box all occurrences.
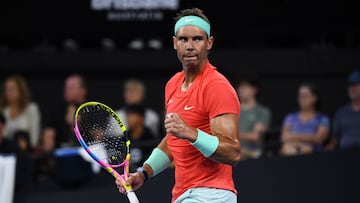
[173,36,177,50]
[207,36,214,51]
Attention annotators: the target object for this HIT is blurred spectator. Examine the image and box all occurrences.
[64,102,80,143]
[125,104,159,171]
[280,82,330,156]
[33,125,57,182]
[42,74,87,148]
[0,74,41,148]
[116,78,161,137]
[34,98,68,171]
[236,73,271,160]
[33,100,74,182]
[0,113,16,153]
[325,70,360,151]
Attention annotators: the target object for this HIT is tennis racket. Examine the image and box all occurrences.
[73,101,140,203]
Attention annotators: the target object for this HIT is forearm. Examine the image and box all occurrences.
[210,135,241,165]
[291,134,325,144]
[164,113,241,166]
[191,128,241,166]
[142,136,172,178]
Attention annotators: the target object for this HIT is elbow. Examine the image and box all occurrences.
[231,153,241,166]
[215,145,241,166]
[229,145,242,166]
[222,154,241,166]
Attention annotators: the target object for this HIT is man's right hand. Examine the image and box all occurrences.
[115,172,145,194]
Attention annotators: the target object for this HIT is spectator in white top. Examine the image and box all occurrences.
[116,78,161,137]
[0,74,41,148]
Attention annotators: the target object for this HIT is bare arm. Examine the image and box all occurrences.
[117,113,241,193]
[117,135,173,193]
[209,113,241,165]
[281,125,292,143]
[164,112,241,166]
[292,125,329,144]
[282,125,329,144]
[142,135,173,177]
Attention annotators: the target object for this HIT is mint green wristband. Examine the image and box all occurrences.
[144,148,171,176]
[191,129,219,157]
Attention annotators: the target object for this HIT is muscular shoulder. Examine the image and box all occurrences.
[205,67,229,84]
[201,68,234,95]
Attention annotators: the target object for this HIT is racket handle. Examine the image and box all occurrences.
[127,191,140,203]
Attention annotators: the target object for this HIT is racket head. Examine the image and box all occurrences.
[73,102,131,183]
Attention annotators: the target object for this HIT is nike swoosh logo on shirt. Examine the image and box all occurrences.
[184,105,194,110]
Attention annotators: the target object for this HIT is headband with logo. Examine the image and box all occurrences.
[174,15,210,37]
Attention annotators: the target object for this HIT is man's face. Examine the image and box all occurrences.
[64,76,84,103]
[348,83,360,101]
[237,82,257,102]
[173,25,213,71]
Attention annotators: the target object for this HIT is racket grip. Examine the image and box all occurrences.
[127,191,140,203]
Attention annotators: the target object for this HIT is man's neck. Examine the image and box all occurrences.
[182,63,206,91]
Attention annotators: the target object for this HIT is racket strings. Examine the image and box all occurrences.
[77,105,128,166]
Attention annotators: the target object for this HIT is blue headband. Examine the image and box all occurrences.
[174,15,210,37]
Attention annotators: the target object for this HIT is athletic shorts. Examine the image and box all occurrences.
[173,187,237,203]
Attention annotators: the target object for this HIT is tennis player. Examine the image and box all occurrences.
[117,8,241,203]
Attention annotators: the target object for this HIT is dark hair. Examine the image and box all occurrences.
[125,104,145,116]
[299,82,322,110]
[174,8,210,27]
[0,113,5,124]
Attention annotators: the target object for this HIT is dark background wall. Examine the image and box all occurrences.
[1,0,360,50]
